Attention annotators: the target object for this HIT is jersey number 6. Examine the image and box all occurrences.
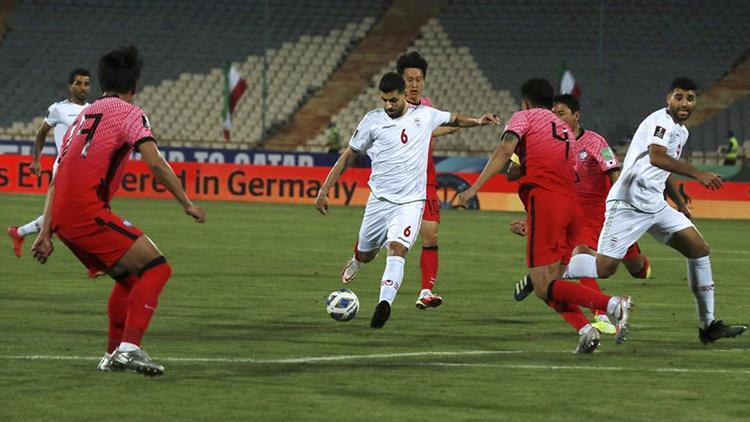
[401,129,408,144]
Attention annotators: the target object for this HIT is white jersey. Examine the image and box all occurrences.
[44,99,88,152]
[349,105,451,204]
[607,108,689,213]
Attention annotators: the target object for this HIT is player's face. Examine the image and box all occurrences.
[552,103,580,130]
[69,75,91,103]
[381,90,407,118]
[402,68,424,104]
[666,88,696,122]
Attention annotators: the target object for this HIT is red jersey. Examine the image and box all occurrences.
[573,128,619,207]
[420,96,437,186]
[53,96,154,224]
[504,108,577,195]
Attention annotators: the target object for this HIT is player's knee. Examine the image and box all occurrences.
[388,242,409,257]
[690,241,710,259]
[421,231,438,247]
[357,250,378,263]
[596,258,618,278]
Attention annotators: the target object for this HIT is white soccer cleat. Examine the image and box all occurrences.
[575,324,601,354]
[416,289,444,309]
[341,257,362,285]
[97,352,113,371]
[111,349,165,377]
[607,296,633,345]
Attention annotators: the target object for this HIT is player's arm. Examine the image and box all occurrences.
[315,146,358,215]
[458,132,519,207]
[139,140,206,223]
[442,113,500,128]
[665,174,691,218]
[30,122,53,176]
[432,126,460,137]
[31,181,56,264]
[648,145,722,190]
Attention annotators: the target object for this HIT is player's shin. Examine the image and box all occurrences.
[687,256,715,329]
[108,275,136,353]
[547,280,611,312]
[546,299,589,331]
[563,254,599,279]
[379,256,405,304]
[121,258,172,347]
[17,215,44,237]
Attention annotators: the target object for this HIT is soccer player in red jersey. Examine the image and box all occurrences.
[31,46,206,376]
[398,52,460,309]
[508,94,653,333]
[459,79,632,353]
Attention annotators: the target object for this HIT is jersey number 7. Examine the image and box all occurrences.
[80,113,103,158]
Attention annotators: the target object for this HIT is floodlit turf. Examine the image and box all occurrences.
[1,193,748,421]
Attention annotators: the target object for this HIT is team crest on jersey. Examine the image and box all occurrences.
[654,126,666,139]
[578,150,588,161]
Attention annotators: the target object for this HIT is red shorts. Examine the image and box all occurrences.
[54,208,143,271]
[524,188,580,268]
[422,184,440,223]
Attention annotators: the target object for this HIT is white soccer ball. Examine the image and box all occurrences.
[326,289,359,322]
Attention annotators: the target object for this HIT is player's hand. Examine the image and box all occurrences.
[30,159,42,176]
[315,194,329,215]
[696,171,723,190]
[185,204,207,223]
[457,188,477,208]
[31,235,54,264]
[677,204,692,220]
[509,219,527,236]
[477,113,501,126]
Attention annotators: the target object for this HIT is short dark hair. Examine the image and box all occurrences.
[553,94,580,113]
[68,68,90,84]
[396,51,428,77]
[379,72,405,93]
[98,45,143,94]
[669,77,697,92]
[521,78,554,109]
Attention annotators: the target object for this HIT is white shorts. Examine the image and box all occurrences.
[357,193,424,252]
[597,200,694,259]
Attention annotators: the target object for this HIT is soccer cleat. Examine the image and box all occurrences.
[8,226,24,258]
[87,268,105,278]
[111,349,165,377]
[416,290,443,309]
[370,300,391,329]
[591,314,617,335]
[341,257,362,285]
[606,296,633,345]
[513,274,534,302]
[97,352,114,371]
[575,325,601,354]
[699,320,747,345]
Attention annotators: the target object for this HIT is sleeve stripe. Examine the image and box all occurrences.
[133,137,156,152]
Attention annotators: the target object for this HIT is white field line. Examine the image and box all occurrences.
[1,349,748,376]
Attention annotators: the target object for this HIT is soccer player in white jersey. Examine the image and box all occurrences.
[315,72,499,328]
[564,77,747,344]
[8,68,91,258]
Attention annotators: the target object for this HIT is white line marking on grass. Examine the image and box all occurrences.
[423,362,750,375]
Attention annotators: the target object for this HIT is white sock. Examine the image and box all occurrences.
[117,342,140,352]
[17,215,44,237]
[379,256,405,305]
[687,256,715,329]
[419,288,432,297]
[563,254,599,279]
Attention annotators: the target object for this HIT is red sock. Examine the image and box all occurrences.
[579,277,604,316]
[420,246,438,291]
[107,274,137,353]
[548,280,610,312]
[546,299,589,331]
[122,261,172,346]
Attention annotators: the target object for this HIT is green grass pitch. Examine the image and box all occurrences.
[1,193,748,421]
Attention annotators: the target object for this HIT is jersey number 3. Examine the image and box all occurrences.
[400,129,408,144]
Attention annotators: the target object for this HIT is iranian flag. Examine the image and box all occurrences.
[559,64,581,98]
[222,62,248,140]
